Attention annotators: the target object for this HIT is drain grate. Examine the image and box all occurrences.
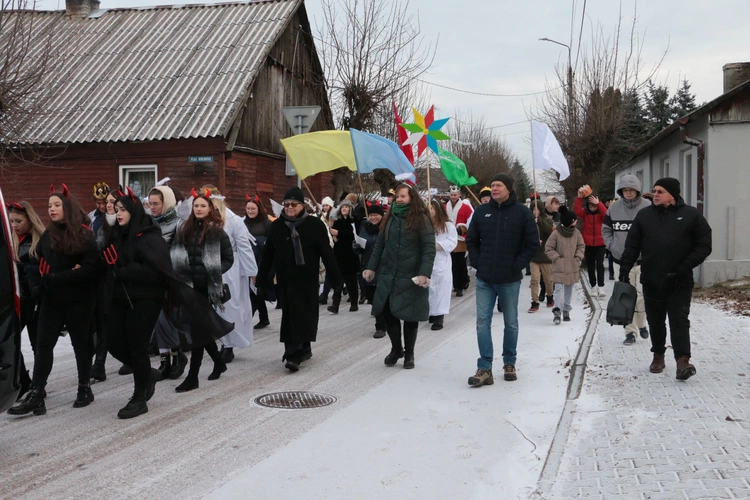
[254,391,337,409]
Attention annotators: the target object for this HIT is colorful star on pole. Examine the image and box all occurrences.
[399,105,451,156]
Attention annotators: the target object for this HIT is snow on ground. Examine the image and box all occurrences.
[3,273,587,499]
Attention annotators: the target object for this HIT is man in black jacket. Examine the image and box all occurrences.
[466,173,539,386]
[619,178,712,380]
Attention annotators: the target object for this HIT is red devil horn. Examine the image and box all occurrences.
[191,188,199,199]
[61,183,70,200]
[126,186,136,202]
[366,201,371,207]
[254,195,260,203]
[245,194,252,202]
[50,184,55,195]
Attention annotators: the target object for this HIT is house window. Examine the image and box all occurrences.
[683,153,693,205]
[660,158,669,178]
[635,170,643,187]
[119,165,157,200]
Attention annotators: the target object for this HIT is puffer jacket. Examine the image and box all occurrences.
[530,200,553,264]
[545,224,585,285]
[367,211,435,322]
[620,197,712,288]
[574,197,607,247]
[466,192,539,284]
[602,174,651,261]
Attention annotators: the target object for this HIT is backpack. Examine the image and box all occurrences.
[606,281,637,326]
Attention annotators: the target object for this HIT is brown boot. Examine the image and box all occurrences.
[649,353,666,373]
[676,356,696,380]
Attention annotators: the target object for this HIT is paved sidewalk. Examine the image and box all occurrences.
[544,278,750,499]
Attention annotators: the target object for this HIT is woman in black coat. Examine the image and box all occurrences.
[328,199,360,314]
[104,189,169,418]
[244,195,272,328]
[9,186,99,416]
[364,184,435,369]
[8,201,46,398]
[171,190,234,393]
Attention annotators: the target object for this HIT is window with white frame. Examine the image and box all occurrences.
[660,157,669,179]
[119,165,158,200]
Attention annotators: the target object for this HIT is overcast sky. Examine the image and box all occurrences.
[36,0,750,175]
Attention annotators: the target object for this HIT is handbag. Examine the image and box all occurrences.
[220,283,231,304]
[606,281,637,326]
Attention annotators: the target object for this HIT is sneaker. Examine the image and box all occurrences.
[468,369,494,387]
[623,332,636,345]
[563,311,570,322]
[676,356,696,380]
[527,302,539,313]
[553,307,561,325]
[639,327,649,339]
[597,287,607,297]
[546,295,554,307]
[609,273,615,281]
[503,364,517,381]
[373,329,386,339]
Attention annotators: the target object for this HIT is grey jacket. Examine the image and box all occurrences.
[602,174,651,261]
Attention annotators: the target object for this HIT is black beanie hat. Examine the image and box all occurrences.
[491,173,514,193]
[559,205,576,227]
[283,187,305,204]
[654,177,680,199]
[368,204,384,216]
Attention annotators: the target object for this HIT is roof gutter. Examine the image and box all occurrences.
[679,119,705,214]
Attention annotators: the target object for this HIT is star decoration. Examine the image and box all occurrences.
[399,105,451,156]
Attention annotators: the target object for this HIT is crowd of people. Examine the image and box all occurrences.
[5,171,713,419]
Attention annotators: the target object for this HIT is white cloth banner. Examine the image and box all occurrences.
[531,120,570,181]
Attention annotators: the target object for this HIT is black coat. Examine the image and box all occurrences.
[27,229,99,305]
[620,198,712,288]
[15,235,32,299]
[367,212,435,322]
[357,221,380,285]
[258,214,341,344]
[109,224,168,302]
[332,217,360,274]
[466,193,539,284]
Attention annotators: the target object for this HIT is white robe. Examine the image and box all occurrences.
[429,222,458,316]
[219,209,258,348]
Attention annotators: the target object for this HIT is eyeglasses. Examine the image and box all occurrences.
[652,189,667,194]
[283,202,300,208]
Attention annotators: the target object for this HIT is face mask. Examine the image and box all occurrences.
[106,213,117,226]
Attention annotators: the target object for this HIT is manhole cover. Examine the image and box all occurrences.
[254,391,337,409]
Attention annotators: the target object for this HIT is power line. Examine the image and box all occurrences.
[573,0,587,72]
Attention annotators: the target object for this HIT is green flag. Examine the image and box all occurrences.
[438,148,477,187]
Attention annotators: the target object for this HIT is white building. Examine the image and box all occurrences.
[615,63,750,287]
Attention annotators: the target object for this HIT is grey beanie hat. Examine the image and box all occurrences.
[617,174,642,197]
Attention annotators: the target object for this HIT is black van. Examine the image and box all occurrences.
[0,189,22,411]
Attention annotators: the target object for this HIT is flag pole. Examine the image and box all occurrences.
[426,151,432,201]
[300,177,319,208]
[531,121,538,200]
[357,172,369,216]
[463,186,481,206]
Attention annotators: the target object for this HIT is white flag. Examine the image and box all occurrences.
[531,120,570,181]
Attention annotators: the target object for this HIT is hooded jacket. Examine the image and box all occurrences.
[545,224,585,285]
[602,174,651,261]
[574,197,607,247]
[620,197,712,288]
[466,192,539,284]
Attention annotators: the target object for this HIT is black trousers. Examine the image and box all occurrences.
[451,252,469,290]
[251,288,269,323]
[20,298,38,351]
[364,286,386,330]
[643,284,693,359]
[584,246,606,287]
[32,300,95,387]
[189,341,222,375]
[381,299,417,348]
[107,299,163,392]
[332,273,359,306]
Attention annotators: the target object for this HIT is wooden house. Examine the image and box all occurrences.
[0,0,334,215]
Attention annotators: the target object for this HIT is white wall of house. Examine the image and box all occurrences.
[702,121,750,284]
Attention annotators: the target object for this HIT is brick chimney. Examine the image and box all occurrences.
[66,0,100,17]
[723,62,750,93]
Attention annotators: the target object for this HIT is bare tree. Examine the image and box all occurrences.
[533,9,665,201]
[316,0,436,199]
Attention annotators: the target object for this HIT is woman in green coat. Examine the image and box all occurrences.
[363,184,436,369]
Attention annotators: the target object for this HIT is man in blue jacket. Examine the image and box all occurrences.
[466,173,539,385]
[619,178,712,380]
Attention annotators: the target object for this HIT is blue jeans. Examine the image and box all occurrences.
[475,278,520,370]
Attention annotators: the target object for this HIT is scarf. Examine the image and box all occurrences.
[280,210,309,266]
[171,220,227,310]
[391,203,410,217]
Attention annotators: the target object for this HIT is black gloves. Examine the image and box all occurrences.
[618,269,630,284]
